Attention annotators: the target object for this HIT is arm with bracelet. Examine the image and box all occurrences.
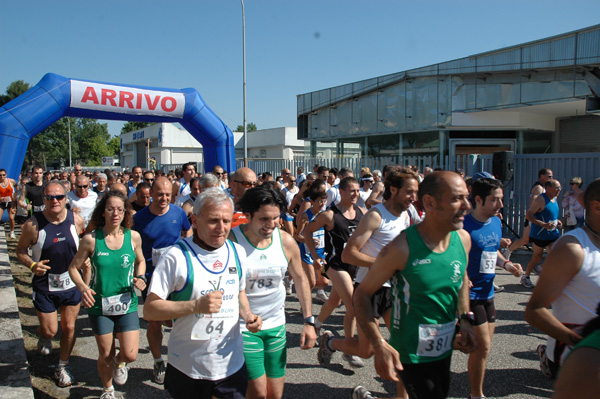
[496,250,523,277]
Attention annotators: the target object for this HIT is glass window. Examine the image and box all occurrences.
[367,134,399,157]
[522,131,552,154]
[402,131,439,157]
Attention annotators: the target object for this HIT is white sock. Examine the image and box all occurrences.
[58,359,68,367]
[154,357,163,364]
[104,386,114,392]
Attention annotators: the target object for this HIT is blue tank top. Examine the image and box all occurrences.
[463,214,501,300]
[529,193,560,241]
[32,211,79,293]
[299,208,325,263]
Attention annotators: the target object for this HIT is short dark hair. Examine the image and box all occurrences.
[383,168,418,201]
[418,171,446,205]
[339,176,358,191]
[136,182,152,192]
[238,185,287,217]
[339,167,353,178]
[471,178,503,208]
[539,168,552,178]
[317,166,330,175]
[183,162,196,172]
[308,179,327,201]
[583,178,600,213]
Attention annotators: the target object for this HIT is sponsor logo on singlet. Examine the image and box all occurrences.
[412,258,432,267]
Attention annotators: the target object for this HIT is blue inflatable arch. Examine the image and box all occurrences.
[0,73,236,180]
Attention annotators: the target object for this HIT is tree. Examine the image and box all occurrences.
[0,80,30,106]
[235,122,257,132]
[121,121,153,134]
[107,136,121,159]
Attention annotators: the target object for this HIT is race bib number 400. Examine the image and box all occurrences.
[48,271,74,292]
[102,292,132,316]
[416,320,456,358]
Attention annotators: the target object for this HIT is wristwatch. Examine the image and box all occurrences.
[136,274,148,284]
[460,312,475,325]
[304,316,315,326]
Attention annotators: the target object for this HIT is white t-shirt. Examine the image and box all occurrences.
[149,236,247,380]
[67,190,98,227]
[357,187,371,208]
[326,185,341,208]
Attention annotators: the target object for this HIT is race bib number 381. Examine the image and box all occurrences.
[416,320,455,357]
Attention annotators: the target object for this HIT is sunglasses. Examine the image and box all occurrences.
[234,180,258,188]
[44,194,66,201]
[214,172,224,176]
[289,180,296,183]
[0,174,6,177]
[145,178,154,182]
[77,184,88,189]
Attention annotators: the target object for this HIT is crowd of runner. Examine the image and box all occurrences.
[1,162,599,399]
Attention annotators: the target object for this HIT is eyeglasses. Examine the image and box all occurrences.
[283,172,291,175]
[44,194,66,201]
[322,175,329,178]
[145,178,154,182]
[0,174,6,177]
[214,172,224,176]
[289,180,296,183]
[570,182,577,185]
[106,207,125,214]
[547,175,553,178]
[74,169,82,172]
[234,180,257,188]
[77,184,88,189]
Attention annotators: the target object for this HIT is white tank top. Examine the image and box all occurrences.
[231,226,288,330]
[547,228,600,361]
[355,203,410,284]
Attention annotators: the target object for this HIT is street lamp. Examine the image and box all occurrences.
[241,0,247,167]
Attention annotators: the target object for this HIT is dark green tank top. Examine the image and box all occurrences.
[389,225,467,364]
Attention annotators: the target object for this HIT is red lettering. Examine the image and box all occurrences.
[161,96,177,112]
[119,91,134,108]
[101,89,117,106]
[136,93,142,109]
[145,94,160,111]
[80,87,99,104]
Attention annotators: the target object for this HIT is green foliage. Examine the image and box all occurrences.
[107,136,121,159]
[121,121,153,134]
[235,122,257,132]
[0,80,30,106]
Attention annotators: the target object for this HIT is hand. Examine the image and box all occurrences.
[26,204,32,211]
[313,257,326,270]
[454,322,479,354]
[500,238,511,248]
[133,277,147,291]
[72,206,82,214]
[300,323,317,349]
[372,340,403,382]
[32,259,51,276]
[81,287,96,308]
[468,279,473,288]
[556,220,563,229]
[506,262,523,277]
[195,290,223,314]
[246,314,262,333]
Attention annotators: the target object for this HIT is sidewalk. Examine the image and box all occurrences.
[0,227,34,398]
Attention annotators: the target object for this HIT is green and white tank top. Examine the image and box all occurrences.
[89,228,138,316]
[389,225,467,364]
[231,226,288,330]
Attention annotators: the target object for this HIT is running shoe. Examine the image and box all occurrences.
[315,289,329,302]
[351,385,375,399]
[493,283,505,293]
[284,278,294,295]
[9,231,16,239]
[520,275,535,289]
[113,360,129,385]
[153,360,166,384]
[100,389,117,399]
[37,336,52,356]
[533,264,543,275]
[342,353,365,368]
[537,344,554,379]
[54,363,75,387]
[318,330,335,367]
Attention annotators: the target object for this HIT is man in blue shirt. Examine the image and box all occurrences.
[463,177,523,399]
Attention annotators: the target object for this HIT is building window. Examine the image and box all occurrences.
[367,134,399,157]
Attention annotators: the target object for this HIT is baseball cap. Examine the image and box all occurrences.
[472,171,495,181]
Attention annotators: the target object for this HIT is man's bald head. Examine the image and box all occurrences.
[110,183,128,198]
[152,176,172,192]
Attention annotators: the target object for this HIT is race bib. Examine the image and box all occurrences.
[152,247,169,266]
[191,311,236,341]
[48,271,74,292]
[479,251,497,274]
[101,292,132,316]
[33,205,45,212]
[416,320,455,357]
[247,268,281,294]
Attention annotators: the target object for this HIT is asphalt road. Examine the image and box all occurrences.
[15,245,554,399]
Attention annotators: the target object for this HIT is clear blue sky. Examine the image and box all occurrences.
[1,0,599,136]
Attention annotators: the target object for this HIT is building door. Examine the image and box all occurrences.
[449,139,516,173]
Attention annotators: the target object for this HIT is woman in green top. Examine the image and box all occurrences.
[69,191,146,399]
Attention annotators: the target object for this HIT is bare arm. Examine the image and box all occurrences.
[341,209,381,267]
[524,235,585,346]
[16,218,51,275]
[131,230,147,291]
[17,185,31,210]
[303,210,334,270]
[68,233,96,307]
[365,182,384,209]
[526,195,552,229]
[282,231,317,349]
[530,184,544,206]
[171,181,180,203]
[353,234,407,381]
[239,289,262,333]
[293,213,309,244]
[182,227,193,238]
[454,230,478,354]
